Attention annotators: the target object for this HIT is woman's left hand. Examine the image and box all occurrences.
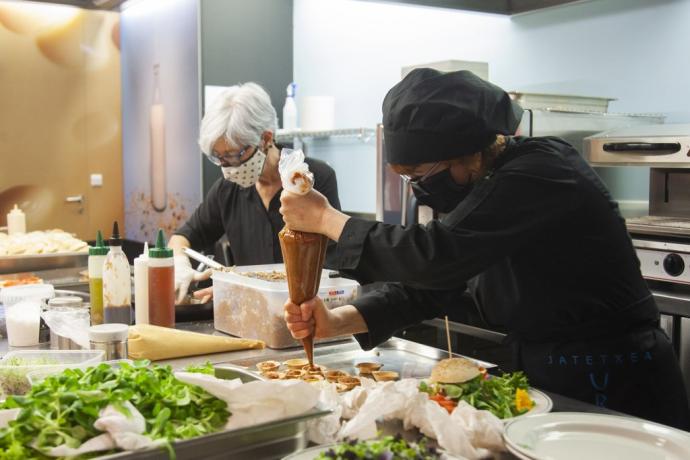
[279,189,330,234]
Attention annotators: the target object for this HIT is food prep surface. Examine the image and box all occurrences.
[0,320,628,460]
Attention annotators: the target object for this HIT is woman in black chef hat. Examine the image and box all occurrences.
[279,69,690,429]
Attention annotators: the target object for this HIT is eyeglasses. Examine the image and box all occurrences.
[204,145,254,167]
[400,161,444,185]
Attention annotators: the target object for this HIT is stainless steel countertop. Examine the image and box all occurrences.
[0,319,639,460]
[0,320,362,370]
[161,321,362,369]
[0,320,624,420]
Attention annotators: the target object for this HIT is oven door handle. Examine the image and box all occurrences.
[603,142,681,153]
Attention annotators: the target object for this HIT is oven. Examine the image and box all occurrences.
[585,124,690,396]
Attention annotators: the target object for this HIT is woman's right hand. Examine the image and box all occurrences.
[283,296,335,339]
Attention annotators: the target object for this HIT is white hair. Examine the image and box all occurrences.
[198,82,278,155]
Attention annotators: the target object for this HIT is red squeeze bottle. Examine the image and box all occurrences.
[148,229,175,328]
[278,227,328,369]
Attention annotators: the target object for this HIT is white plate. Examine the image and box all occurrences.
[283,443,459,460]
[503,412,690,460]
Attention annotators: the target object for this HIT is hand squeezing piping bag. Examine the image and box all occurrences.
[277,149,328,369]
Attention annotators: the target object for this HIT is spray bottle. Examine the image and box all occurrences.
[282,82,298,130]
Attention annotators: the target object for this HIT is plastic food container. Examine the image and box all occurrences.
[212,264,359,348]
[0,349,104,397]
[0,283,54,307]
[27,358,133,386]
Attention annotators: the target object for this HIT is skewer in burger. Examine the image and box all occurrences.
[420,358,534,419]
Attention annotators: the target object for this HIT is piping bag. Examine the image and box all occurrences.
[278,149,328,369]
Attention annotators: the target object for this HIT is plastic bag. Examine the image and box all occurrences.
[279,148,314,195]
[41,309,90,349]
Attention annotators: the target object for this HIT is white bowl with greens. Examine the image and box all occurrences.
[283,436,459,460]
[0,349,104,398]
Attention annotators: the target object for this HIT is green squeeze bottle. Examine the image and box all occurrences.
[88,230,108,325]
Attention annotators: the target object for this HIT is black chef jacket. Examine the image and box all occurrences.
[175,157,340,266]
[330,136,690,429]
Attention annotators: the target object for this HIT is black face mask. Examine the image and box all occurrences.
[411,168,474,213]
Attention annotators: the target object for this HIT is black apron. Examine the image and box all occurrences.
[460,170,690,432]
[469,257,690,431]
[514,326,690,430]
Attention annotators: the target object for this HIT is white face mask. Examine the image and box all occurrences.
[221,149,267,188]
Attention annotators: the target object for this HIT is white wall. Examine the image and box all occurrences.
[294,0,510,213]
[294,0,690,212]
[294,0,510,129]
[507,0,690,119]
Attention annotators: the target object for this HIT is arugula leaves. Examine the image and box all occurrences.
[421,372,531,419]
[0,360,229,459]
[317,434,441,460]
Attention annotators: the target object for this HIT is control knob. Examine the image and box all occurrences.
[663,253,685,277]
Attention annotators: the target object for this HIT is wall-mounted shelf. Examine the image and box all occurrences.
[358,0,585,15]
[275,128,375,143]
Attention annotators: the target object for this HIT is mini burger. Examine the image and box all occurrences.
[420,358,534,418]
[420,358,485,414]
[430,357,482,384]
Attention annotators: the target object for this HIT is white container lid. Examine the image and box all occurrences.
[1,283,55,307]
[89,323,129,342]
[212,263,358,292]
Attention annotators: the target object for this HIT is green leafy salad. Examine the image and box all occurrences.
[316,435,441,460]
[419,371,533,419]
[0,361,229,459]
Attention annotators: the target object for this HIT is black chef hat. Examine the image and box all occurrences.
[382,68,523,165]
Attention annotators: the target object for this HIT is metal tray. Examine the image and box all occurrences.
[227,337,495,378]
[100,365,330,460]
[0,252,87,275]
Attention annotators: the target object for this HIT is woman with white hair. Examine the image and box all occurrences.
[169,82,340,302]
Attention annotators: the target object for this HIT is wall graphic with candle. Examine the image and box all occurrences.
[121,0,200,242]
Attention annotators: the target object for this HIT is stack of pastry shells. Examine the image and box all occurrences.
[255,359,399,392]
[0,230,88,256]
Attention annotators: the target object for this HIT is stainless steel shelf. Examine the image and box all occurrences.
[275,127,375,142]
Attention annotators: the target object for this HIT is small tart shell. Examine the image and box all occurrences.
[302,364,327,374]
[337,376,361,390]
[284,358,310,369]
[355,362,383,374]
[256,360,281,372]
[372,371,399,382]
[336,383,351,393]
[262,371,284,380]
[325,370,348,382]
[284,369,307,379]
